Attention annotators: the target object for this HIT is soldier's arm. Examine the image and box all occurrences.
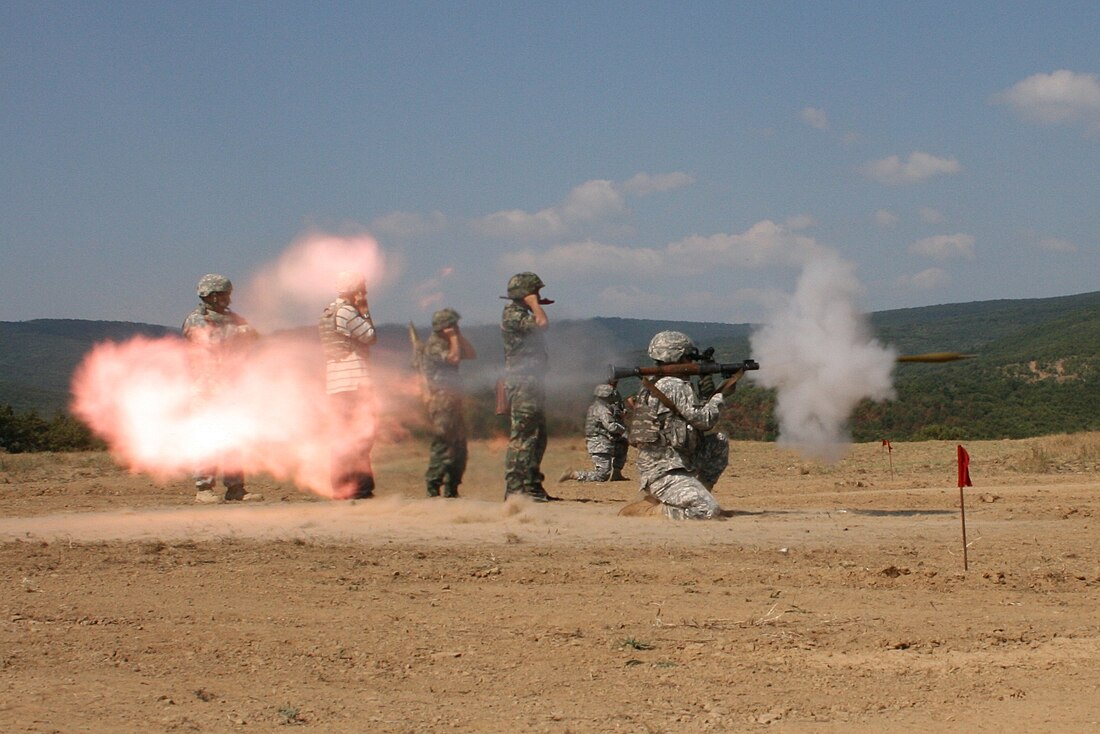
[337,304,376,346]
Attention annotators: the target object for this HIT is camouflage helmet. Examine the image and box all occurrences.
[196,273,232,298]
[335,270,366,295]
[593,384,615,399]
[648,330,695,363]
[506,272,545,299]
[431,307,460,331]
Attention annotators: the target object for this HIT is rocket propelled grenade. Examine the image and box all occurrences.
[895,352,977,363]
[609,359,760,382]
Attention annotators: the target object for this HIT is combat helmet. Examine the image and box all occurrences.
[506,272,545,299]
[432,308,460,331]
[593,384,616,399]
[196,273,232,298]
[648,330,695,363]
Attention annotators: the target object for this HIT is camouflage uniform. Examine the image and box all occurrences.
[183,274,255,501]
[608,385,629,478]
[573,385,627,482]
[634,331,725,520]
[422,310,469,498]
[319,272,377,499]
[501,272,551,500]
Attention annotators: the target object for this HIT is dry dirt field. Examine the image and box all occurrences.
[2,433,1100,733]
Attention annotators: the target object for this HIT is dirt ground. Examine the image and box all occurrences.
[2,433,1099,733]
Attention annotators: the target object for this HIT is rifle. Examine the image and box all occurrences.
[407,322,429,403]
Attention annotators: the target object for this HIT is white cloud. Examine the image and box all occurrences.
[861,152,962,185]
[784,214,817,231]
[800,106,829,130]
[620,172,695,196]
[993,70,1100,127]
[919,207,945,224]
[910,233,975,260]
[897,268,949,290]
[472,173,690,240]
[370,210,448,238]
[500,219,824,280]
[873,209,899,228]
[470,179,627,240]
[1038,236,1078,253]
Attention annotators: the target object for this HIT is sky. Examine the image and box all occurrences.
[3,1,1099,331]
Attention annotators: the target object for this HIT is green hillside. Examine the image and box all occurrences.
[2,291,1098,443]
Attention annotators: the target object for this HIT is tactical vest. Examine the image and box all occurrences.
[318,303,353,362]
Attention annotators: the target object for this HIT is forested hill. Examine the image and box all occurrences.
[2,290,1098,441]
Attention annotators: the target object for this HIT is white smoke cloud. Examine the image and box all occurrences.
[749,253,897,463]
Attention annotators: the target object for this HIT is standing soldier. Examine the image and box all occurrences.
[183,273,258,504]
[559,383,628,483]
[629,330,737,519]
[421,308,477,498]
[319,271,377,500]
[501,272,555,502]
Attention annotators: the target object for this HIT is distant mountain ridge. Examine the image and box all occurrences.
[2,290,1098,440]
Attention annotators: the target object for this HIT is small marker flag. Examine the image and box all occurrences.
[882,439,892,452]
[957,445,972,488]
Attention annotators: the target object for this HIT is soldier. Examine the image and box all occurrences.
[319,271,377,499]
[629,330,735,520]
[183,273,258,504]
[607,379,631,481]
[559,383,628,483]
[421,308,477,498]
[501,272,555,502]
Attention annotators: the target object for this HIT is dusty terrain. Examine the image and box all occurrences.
[2,433,1099,733]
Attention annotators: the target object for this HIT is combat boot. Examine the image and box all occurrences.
[195,489,220,504]
[610,470,629,481]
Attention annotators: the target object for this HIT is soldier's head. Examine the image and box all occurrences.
[648,330,695,364]
[335,270,367,298]
[506,272,548,302]
[196,273,233,312]
[431,307,460,333]
[593,384,615,400]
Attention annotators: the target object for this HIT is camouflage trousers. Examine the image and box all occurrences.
[425,396,467,498]
[694,432,729,489]
[647,469,722,520]
[504,376,548,498]
[574,452,613,482]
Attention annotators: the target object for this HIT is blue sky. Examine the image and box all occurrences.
[2,1,1098,329]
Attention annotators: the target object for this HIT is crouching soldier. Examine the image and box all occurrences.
[560,383,628,483]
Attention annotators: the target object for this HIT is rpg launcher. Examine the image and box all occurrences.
[608,358,760,382]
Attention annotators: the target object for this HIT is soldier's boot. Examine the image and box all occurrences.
[426,483,441,497]
[224,485,247,502]
[610,469,629,482]
[352,475,375,500]
[442,482,460,499]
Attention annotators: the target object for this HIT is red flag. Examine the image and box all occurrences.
[957,445,972,488]
[882,439,892,452]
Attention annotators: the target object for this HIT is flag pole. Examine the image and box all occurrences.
[957,445,972,571]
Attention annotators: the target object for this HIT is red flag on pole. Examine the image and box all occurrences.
[957,445,972,488]
[882,439,892,452]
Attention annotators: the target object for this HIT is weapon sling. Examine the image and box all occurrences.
[638,376,707,434]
